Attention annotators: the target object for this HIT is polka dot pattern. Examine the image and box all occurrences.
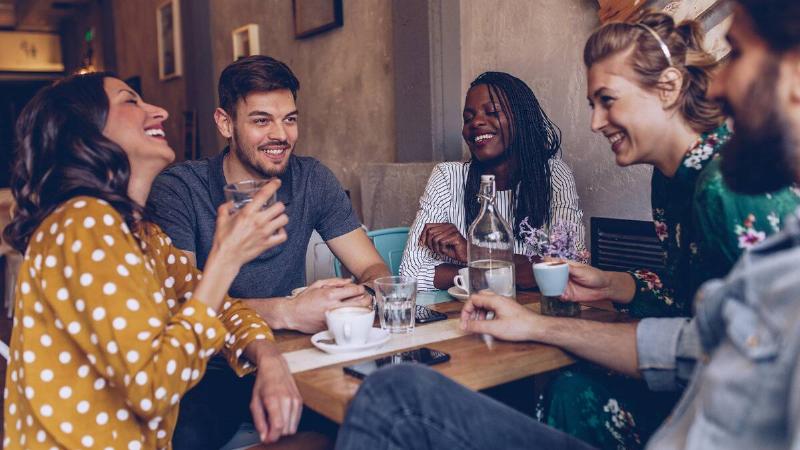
[4,196,266,448]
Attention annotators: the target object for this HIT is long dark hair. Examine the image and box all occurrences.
[4,72,144,252]
[463,72,562,237]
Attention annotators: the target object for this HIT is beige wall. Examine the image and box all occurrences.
[460,0,653,234]
[208,0,395,218]
[111,0,187,162]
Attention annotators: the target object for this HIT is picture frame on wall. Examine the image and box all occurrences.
[232,24,260,61]
[156,0,183,80]
[293,0,343,39]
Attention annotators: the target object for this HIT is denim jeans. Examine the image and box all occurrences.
[173,364,255,450]
[336,364,596,450]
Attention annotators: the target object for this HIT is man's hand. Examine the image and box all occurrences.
[459,291,539,342]
[285,278,372,333]
[249,343,303,444]
[420,223,468,263]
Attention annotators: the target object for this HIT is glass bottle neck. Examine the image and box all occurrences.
[478,180,495,207]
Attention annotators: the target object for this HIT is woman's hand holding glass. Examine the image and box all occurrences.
[196,179,289,311]
[213,178,289,267]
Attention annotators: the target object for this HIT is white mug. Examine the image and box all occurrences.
[453,267,470,292]
[325,306,374,346]
[485,265,515,297]
[533,262,569,297]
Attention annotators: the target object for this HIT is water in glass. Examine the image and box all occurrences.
[375,276,417,334]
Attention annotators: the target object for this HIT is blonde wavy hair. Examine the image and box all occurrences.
[584,11,725,134]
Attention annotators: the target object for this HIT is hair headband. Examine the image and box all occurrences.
[637,23,673,66]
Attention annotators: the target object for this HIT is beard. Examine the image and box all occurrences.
[720,57,798,195]
[230,125,292,178]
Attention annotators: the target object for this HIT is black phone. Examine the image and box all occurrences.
[415,305,448,324]
[343,347,450,380]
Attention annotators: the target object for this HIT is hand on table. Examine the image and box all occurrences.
[459,291,538,342]
[249,344,303,444]
[420,223,468,263]
[285,278,372,333]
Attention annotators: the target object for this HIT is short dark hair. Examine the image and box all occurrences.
[736,0,800,52]
[218,55,300,117]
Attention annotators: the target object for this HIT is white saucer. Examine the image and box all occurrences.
[448,286,469,301]
[311,328,390,354]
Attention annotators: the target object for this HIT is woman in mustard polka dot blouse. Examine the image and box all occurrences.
[2,73,303,448]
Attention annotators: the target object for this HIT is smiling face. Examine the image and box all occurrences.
[586,49,676,167]
[101,77,174,172]
[217,89,298,179]
[462,84,512,164]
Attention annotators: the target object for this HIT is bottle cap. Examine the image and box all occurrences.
[480,174,495,183]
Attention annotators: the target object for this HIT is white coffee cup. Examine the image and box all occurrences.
[533,261,569,296]
[485,265,515,297]
[325,306,375,346]
[453,267,470,292]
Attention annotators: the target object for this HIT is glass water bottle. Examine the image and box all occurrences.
[467,174,516,298]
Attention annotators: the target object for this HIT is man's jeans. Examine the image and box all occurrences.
[173,365,255,450]
[336,364,596,450]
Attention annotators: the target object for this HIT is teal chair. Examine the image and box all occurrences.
[334,227,410,277]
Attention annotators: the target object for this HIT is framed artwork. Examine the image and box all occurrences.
[293,0,343,39]
[156,0,183,80]
[232,24,260,61]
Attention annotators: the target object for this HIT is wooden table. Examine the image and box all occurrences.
[274,291,625,424]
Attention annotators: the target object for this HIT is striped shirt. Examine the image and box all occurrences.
[400,159,584,290]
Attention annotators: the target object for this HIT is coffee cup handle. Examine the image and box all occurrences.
[343,322,352,343]
[454,275,467,291]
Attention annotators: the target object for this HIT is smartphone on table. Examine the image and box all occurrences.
[343,347,450,380]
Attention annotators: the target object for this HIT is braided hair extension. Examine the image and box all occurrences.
[463,72,562,238]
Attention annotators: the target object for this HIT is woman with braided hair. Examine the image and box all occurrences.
[400,71,584,291]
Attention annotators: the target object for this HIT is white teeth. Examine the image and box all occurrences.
[262,148,284,155]
[608,133,624,144]
[145,129,165,137]
[473,134,495,143]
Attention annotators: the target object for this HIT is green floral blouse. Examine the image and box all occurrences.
[621,123,800,317]
[544,123,800,450]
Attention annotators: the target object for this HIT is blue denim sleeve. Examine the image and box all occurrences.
[637,317,700,391]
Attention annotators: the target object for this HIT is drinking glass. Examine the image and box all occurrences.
[375,276,417,333]
[223,179,277,212]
